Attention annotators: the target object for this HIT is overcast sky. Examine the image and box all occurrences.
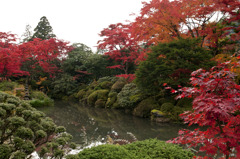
[0,0,149,52]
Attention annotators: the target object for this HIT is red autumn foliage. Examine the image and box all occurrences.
[168,63,240,158]
[0,32,29,77]
[98,23,142,75]
[116,74,136,82]
[131,0,240,51]
[0,32,72,78]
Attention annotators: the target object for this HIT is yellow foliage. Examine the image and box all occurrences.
[36,76,47,85]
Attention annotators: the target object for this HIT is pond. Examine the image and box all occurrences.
[37,101,191,147]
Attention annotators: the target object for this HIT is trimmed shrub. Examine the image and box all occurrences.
[111,78,127,93]
[106,92,118,108]
[30,91,54,107]
[0,91,75,158]
[124,139,194,159]
[133,97,159,118]
[87,90,109,106]
[77,144,131,159]
[76,90,86,99]
[0,81,17,91]
[161,102,174,113]
[99,81,113,89]
[117,83,141,109]
[71,139,194,159]
[87,91,98,106]
[95,99,106,108]
[97,76,118,84]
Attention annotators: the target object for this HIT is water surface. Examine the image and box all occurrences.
[38,101,190,146]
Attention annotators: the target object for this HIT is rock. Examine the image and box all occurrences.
[151,109,170,123]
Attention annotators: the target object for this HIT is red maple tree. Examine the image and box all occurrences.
[98,23,142,81]
[168,63,240,158]
[0,32,28,78]
[0,32,72,80]
[131,0,240,51]
[19,38,72,77]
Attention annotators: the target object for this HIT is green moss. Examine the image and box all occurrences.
[161,102,174,113]
[133,97,159,118]
[151,109,166,116]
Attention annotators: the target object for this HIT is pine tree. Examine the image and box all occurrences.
[32,16,56,40]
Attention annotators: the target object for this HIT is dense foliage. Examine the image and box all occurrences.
[68,139,193,159]
[135,38,215,95]
[169,63,240,158]
[0,91,75,158]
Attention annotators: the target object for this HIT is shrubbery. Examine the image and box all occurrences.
[0,91,75,158]
[68,139,194,159]
[0,81,17,91]
[116,83,142,109]
[29,91,54,107]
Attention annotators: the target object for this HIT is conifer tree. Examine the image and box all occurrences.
[32,16,56,40]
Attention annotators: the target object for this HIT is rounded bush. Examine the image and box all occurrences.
[133,98,159,117]
[70,139,194,159]
[111,78,127,93]
[77,144,131,159]
[161,102,174,113]
[117,83,141,109]
[0,91,75,158]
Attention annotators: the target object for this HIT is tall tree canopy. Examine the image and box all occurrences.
[0,32,28,78]
[131,0,240,53]
[32,16,56,40]
[97,23,142,80]
[0,32,71,80]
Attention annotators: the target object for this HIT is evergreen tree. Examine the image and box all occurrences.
[32,16,56,40]
[135,38,215,95]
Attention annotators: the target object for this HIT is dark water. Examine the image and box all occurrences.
[38,101,190,146]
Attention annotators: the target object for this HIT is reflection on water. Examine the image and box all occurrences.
[38,101,190,146]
